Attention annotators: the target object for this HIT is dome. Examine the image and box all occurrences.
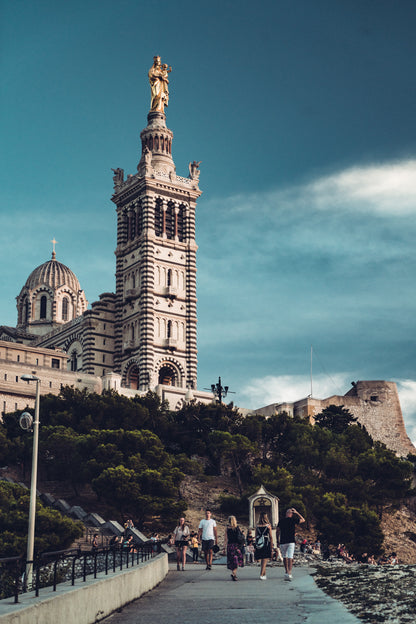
[24,252,81,292]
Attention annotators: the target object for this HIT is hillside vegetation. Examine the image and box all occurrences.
[1,388,415,559]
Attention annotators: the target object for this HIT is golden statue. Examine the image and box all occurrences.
[148,56,172,113]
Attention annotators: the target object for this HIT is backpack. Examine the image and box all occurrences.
[237,527,245,546]
[255,526,267,549]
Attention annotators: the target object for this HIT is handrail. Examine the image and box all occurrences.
[0,543,159,602]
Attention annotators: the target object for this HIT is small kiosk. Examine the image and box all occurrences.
[248,485,280,546]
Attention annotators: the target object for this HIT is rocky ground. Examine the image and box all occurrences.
[313,561,416,624]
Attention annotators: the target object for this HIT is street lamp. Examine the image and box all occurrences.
[206,377,235,405]
[20,374,41,589]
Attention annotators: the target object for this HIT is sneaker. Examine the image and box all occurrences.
[288,573,293,580]
[260,575,267,580]
[284,573,289,580]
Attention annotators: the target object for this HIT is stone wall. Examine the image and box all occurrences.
[254,380,416,457]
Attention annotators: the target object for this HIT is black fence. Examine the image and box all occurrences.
[0,543,160,603]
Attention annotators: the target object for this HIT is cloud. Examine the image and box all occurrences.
[395,379,416,448]
[239,373,351,409]
[239,373,416,447]
[202,158,416,223]
[308,160,416,216]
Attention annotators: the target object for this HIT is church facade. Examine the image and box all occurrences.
[0,58,213,413]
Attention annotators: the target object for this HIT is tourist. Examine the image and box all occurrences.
[246,530,255,564]
[190,531,199,563]
[91,533,98,552]
[150,532,159,553]
[173,517,190,571]
[224,515,245,581]
[123,535,134,552]
[198,509,218,570]
[254,512,273,580]
[278,507,305,581]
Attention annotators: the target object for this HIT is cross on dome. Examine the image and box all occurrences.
[51,237,58,259]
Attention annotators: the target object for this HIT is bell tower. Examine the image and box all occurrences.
[111,57,201,393]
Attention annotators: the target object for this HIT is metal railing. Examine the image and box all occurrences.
[0,543,159,602]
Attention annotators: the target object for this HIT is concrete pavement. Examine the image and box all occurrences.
[103,562,360,624]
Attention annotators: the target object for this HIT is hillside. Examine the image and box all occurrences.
[3,466,416,563]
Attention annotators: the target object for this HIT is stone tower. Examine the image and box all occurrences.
[111,59,201,393]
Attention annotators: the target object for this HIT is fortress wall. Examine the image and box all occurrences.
[301,381,415,457]
[255,380,415,458]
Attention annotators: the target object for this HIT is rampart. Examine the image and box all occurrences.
[255,380,416,457]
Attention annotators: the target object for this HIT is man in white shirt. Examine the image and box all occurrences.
[198,509,218,570]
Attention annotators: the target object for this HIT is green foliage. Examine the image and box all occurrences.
[0,482,83,558]
[314,404,358,434]
[218,494,249,518]
[314,492,383,556]
[1,387,412,555]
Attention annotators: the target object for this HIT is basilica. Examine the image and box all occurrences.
[0,57,213,414]
[1,60,414,458]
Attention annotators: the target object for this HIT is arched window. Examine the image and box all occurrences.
[128,366,140,390]
[167,320,172,338]
[155,198,163,236]
[165,202,175,239]
[177,205,185,241]
[129,211,136,240]
[62,297,68,321]
[167,269,172,287]
[158,365,176,386]
[40,295,47,319]
[136,203,143,237]
[70,351,78,371]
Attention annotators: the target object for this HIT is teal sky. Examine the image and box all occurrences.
[1,0,416,441]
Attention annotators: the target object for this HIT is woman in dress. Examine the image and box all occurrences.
[173,517,190,571]
[224,515,244,581]
[254,512,273,580]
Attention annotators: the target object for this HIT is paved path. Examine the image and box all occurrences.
[103,563,359,624]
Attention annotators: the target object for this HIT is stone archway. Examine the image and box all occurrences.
[158,364,176,386]
[127,365,140,389]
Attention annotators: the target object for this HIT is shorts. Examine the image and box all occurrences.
[201,539,214,552]
[175,540,188,548]
[280,543,295,559]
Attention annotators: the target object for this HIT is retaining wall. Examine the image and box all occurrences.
[0,553,168,624]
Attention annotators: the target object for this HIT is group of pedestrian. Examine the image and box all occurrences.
[172,509,218,571]
[171,507,306,581]
[225,507,305,581]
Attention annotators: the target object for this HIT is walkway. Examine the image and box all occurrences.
[103,562,359,624]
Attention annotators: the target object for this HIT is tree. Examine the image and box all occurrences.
[0,482,83,558]
[314,405,358,434]
[208,431,258,495]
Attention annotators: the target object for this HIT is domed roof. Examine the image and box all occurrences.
[23,252,81,292]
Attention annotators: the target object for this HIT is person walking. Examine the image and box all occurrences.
[254,512,273,580]
[198,509,218,570]
[190,531,199,563]
[224,515,244,581]
[277,507,305,581]
[173,517,190,571]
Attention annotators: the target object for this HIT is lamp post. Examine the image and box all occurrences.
[208,377,235,404]
[20,374,41,589]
